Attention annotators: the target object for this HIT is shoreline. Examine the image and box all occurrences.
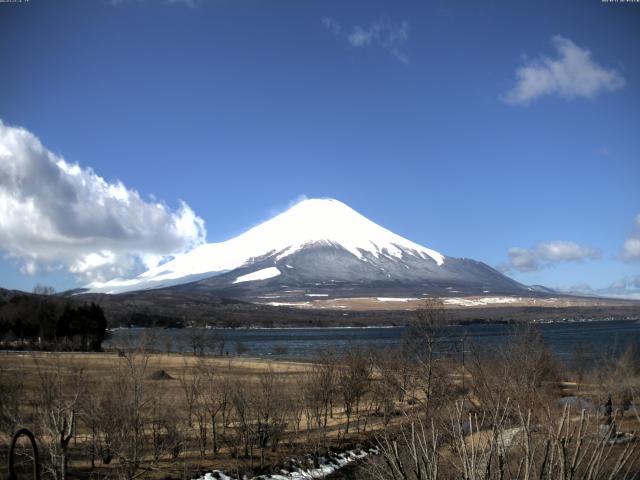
[106,316,640,331]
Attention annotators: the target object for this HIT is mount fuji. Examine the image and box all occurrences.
[86,198,530,300]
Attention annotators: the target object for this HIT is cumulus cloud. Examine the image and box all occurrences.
[0,120,206,282]
[500,240,600,273]
[322,17,410,64]
[621,214,640,262]
[504,36,625,106]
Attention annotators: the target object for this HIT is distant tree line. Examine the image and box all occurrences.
[125,312,185,328]
[0,285,107,351]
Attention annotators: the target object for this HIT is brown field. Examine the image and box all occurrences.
[0,351,313,398]
[0,350,410,480]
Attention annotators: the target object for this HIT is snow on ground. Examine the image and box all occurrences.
[266,301,311,307]
[443,296,521,306]
[233,267,281,284]
[500,426,524,448]
[376,297,421,302]
[195,448,378,480]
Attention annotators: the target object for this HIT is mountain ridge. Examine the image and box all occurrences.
[85,198,530,299]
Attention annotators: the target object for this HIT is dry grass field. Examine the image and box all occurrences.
[0,349,415,480]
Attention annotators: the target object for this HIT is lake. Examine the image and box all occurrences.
[105,319,640,364]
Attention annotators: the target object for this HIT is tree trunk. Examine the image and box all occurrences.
[212,415,218,454]
[344,409,351,434]
[61,445,68,480]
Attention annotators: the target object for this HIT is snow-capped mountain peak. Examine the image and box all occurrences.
[86,198,445,294]
[240,198,445,264]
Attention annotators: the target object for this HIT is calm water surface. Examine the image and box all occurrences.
[106,319,640,363]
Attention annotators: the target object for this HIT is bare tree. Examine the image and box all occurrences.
[372,348,405,428]
[301,348,338,448]
[98,341,160,479]
[209,330,226,356]
[189,359,230,457]
[196,361,229,454]
[193,383,209,458]
[288,387,305,436]
[33,284,56,296]
[179,362,200,429]
[372,402,639,480]
[466,325,559,422]
[235,341,249,356]
[33,357,84,480]
[230,379,253,461]
[372,324,639,480]
[0,363,23,440]
[149,389,182,462]
[406,298,454,420]
[186,326,208,356]
[253,367,288,469]
[338,347,372,434]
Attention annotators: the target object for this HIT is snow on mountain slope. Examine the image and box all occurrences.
[233,267,281,284]
[87,199,445,294]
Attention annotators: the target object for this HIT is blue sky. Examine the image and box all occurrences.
[0,0,639,296]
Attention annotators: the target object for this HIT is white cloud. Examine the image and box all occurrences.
[621,213,640,262]
[348,26,374,47]
[501,240,600,273]
[504,36,625,106]
[20,261,37,276]
[322,17,410,64]
[562,275,640,300]
[0,120,206,282]
[622,238,640,262]
[321,17,341,36]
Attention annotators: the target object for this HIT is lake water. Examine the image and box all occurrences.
[105,319,640,364]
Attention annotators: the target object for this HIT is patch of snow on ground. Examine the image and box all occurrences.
[500,427,524,448]
[376,297,420,302]
[443,296,521,306]
[265,301,311,307]
[194,448,378,480]
[233,267,281,284]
